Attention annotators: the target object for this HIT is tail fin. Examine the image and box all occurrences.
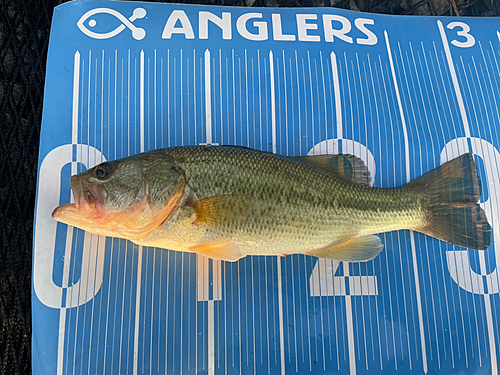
[407,154,491,250]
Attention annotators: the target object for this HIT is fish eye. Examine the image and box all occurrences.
[94,163,112,179]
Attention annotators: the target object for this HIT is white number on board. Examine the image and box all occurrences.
[308,139,378,296]
[34,144,106,308]
[447,22,475,48]
[442,138,500,295]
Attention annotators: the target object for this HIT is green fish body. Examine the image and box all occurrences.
[52,146,491,262]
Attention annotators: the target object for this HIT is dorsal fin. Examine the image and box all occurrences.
[295,154,371,186]
[220,145,275,155]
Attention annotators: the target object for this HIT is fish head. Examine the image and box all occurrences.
[52,152,187,240]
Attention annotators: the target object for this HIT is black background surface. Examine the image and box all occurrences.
[0,0,499,373]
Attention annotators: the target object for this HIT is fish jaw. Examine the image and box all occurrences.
[50,175,109,236]
[70,175,107,218]
[51,201,152,238]
[51,175,111,231]
[51,203,114,237]
[51,202,78,223]
[52,175,126,236]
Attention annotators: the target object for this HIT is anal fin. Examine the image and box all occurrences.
[309,235,383,262]
[190,242,243,262]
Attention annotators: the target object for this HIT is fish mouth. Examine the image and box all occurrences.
[52,175,107,229]
[52,202,78,219]
[52,175,106,220]
[51,202,107,234]
[70,175,106,216]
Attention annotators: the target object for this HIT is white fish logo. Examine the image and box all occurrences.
[77,8,147,40]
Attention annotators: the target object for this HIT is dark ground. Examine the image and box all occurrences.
[0,0,499,373]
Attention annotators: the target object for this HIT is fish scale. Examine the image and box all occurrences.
[52,146,491,261]
[157,146,426,255]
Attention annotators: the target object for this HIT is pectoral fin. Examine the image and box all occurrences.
[190,195,256,225]
[190,242,243,262]
[309,235,383,262]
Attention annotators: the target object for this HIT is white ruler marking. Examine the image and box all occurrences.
[201,50,216,372]
[484,295,498,375]
[133,246,143,375]
[140,50,144,152]
[437,21,471,137]
[133,50,145,375]
[220,49,224,146]
[367,55,384,370]
[339,54,357,375]
[72,51,80,145]
[199,50,219,375]
[57,51,81,375]
[276,257,286,375]
[208,300,215,375]
[245,49,249,147]
[343,263,356,375]
[271,51,285,375]
[354,54,371,370]
[385,30,428,374]
[330,52,342,138]
[281,51,289,155]
[384,32,410,177]
[57,307,67,375]
[57,225,74,375]
[270,50,277,154]
[205,49,212,145]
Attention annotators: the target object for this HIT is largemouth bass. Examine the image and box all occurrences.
[52,146,491,262]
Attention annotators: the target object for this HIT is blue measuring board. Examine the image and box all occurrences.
[33,1,500,374]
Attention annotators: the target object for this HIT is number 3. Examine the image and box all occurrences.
[447,21,475,48]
